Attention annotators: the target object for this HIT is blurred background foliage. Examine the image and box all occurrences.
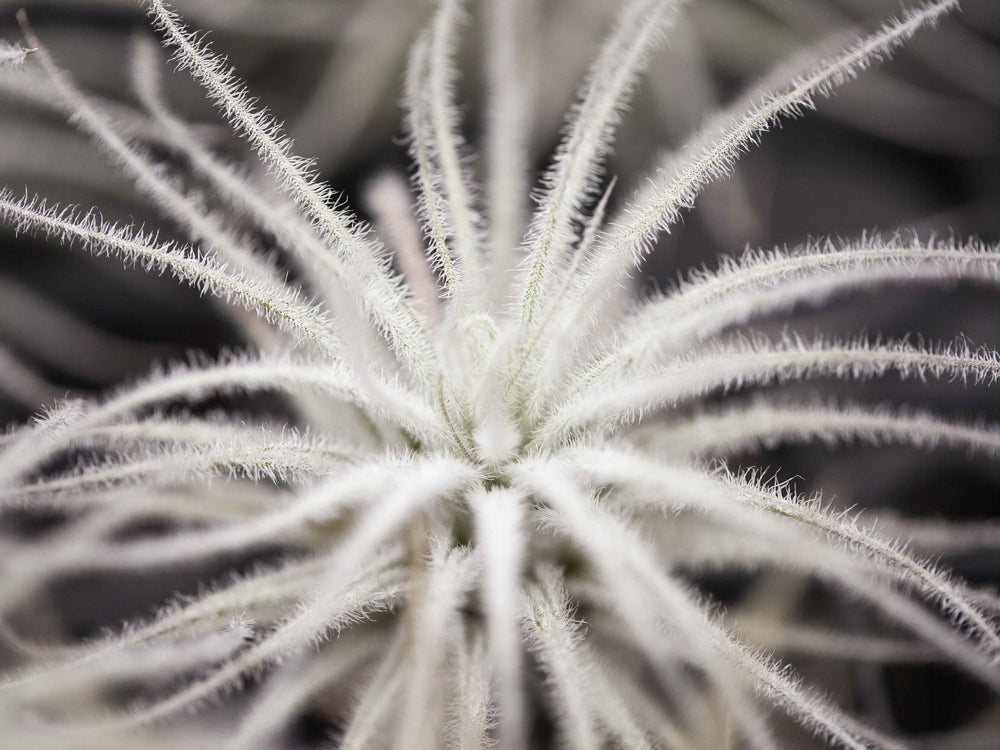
[0,1,999,741]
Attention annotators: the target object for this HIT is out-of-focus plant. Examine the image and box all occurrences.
[0,0,999,748]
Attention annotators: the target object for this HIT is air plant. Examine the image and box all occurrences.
[0,0,998,748]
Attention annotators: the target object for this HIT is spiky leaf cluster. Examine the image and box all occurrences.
[1,1,998,748]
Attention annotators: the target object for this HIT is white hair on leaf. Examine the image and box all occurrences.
[0,0,996,747]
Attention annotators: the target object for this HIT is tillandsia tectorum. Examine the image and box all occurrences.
[0,0,999,747]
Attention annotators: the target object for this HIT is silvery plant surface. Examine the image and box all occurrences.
[0,0,999,748]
